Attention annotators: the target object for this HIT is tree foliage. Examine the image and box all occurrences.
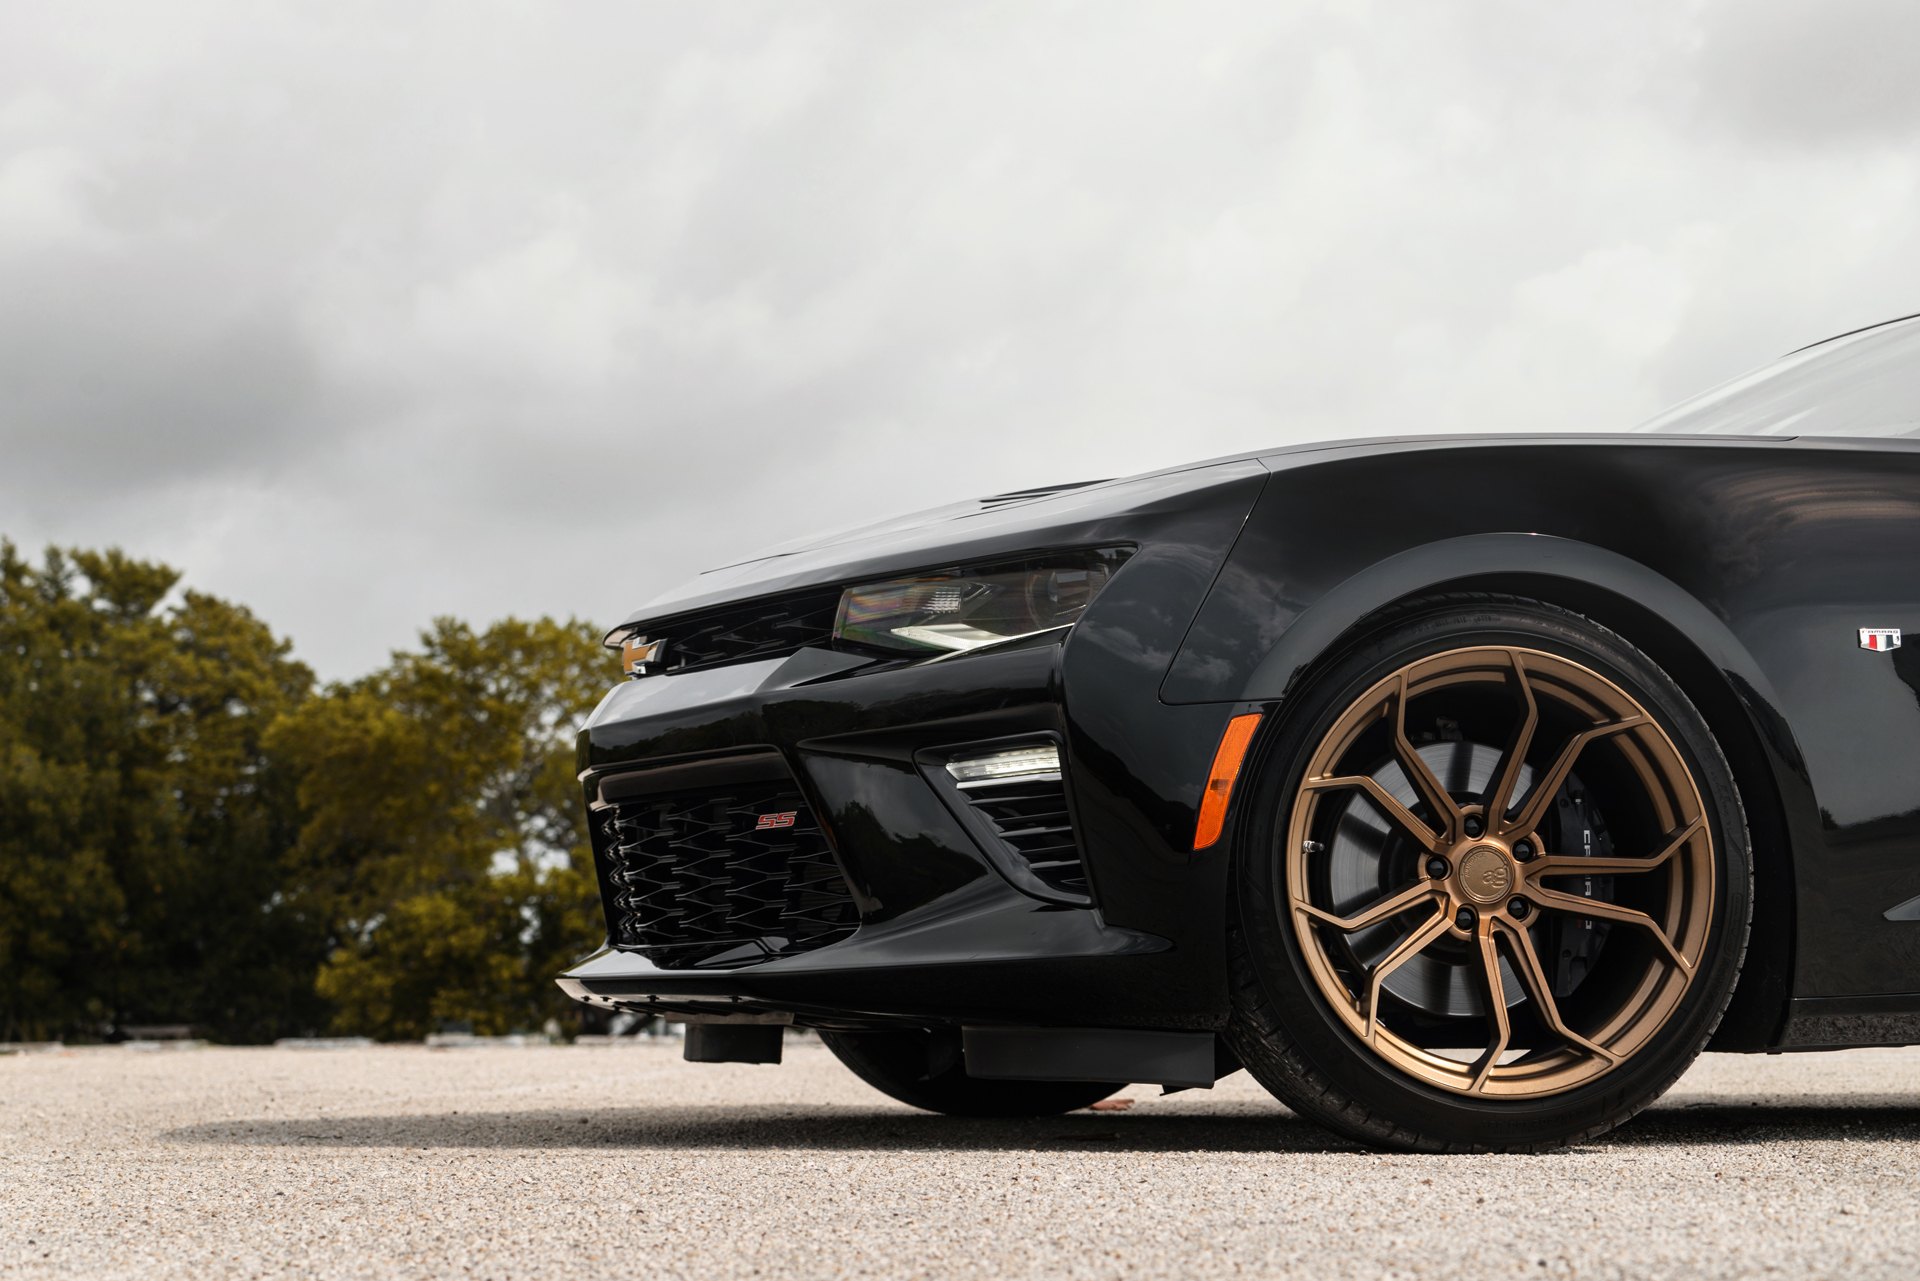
[269,616,609,1039]
[0,542,317,1041]
[1,542,614,1042]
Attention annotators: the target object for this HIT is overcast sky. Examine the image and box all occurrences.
[5,1,1920,679]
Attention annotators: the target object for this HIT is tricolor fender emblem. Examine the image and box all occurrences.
[1860,628,1903,652]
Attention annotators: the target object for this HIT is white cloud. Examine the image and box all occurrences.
[3,0,1919,677]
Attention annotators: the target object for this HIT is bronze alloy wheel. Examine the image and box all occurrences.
[1285,644,1715,1097]
[1227,597,1751,1151]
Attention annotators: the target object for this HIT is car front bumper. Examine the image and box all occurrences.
[561,634,1243,1031]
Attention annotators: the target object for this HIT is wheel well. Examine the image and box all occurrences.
[1314,574,1793,1051]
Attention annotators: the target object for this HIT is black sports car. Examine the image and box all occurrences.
[562,314,1920,1151]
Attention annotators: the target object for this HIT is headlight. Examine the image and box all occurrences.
[833,549,1130,656]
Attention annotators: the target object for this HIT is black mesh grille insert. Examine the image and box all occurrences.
[956,772,1088,898]
[646,590,842,674]
[594,781,859,967]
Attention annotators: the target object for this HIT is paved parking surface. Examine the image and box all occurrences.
[3,1041,1918,1279]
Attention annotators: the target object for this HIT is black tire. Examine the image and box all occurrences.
[1226,595,1752,1153]
[820,1029,1120,1117]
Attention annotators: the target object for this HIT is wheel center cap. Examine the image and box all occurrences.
[1457,844,1514,905]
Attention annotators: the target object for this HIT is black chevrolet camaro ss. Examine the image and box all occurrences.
[561,315,1920,1151]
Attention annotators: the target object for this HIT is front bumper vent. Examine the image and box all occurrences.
[939,741,1091,903]
[592,770,859,968]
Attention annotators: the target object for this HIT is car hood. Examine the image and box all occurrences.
[613,432,1786,630]
[617,454,1272,628]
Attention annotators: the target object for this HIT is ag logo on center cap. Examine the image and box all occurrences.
[1458,845,1514,905]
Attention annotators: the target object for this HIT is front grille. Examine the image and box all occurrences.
[595,781,859,967]
[955,771,1088,898]
[645,590,842,674]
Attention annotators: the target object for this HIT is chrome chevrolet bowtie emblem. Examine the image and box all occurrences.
[622,636,669,677]
[1860,628,1902,653]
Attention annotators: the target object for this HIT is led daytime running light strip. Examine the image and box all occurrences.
[945,744,1061,785]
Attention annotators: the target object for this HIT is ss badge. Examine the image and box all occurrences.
[1860,628,1903,652]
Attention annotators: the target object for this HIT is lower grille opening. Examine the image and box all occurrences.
[594,779,859,968]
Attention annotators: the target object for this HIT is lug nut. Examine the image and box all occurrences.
[1513,839,1535,861]
[1509,898,1531,920]
[1454,906,1476,931]
[1463,815,1485,838]
[1425,857,1450,880]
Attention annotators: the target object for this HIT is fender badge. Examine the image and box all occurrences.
[1860,628,1903,652]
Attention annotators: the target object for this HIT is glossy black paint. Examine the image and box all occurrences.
[564,434,1920,1050]
[1166,436,1920,1025]
[569,463,1266,1030]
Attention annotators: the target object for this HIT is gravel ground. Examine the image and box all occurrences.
[4,1041,1919,1280]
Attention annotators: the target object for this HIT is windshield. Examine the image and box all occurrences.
[1636,315,1920,438]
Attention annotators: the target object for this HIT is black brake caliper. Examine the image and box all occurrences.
[1541,780,1614,998]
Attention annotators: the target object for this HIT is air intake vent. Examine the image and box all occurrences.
[977,479,1108,509]
[593,777,859,968]
[959,773,1086,896]
[938,742,1090,903]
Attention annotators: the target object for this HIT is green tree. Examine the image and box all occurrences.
[0,543,317,1041]
[269,616,610,1039]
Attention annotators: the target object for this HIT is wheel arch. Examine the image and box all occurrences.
[1233,533,1799,1050]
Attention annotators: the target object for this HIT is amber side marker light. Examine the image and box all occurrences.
[1193,712,1263,851]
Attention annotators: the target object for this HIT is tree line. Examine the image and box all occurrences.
[0,542,612,1043]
